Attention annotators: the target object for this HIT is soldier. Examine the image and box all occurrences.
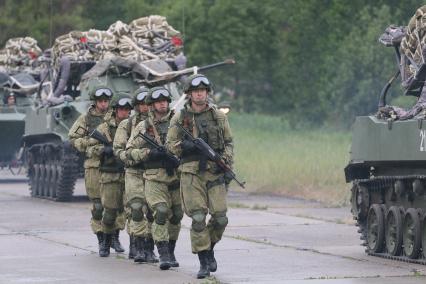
[113,87,158,262]
[167,74,234,279]
[68,86,114,255]
[87,95,133,257]
[126,86,182,270]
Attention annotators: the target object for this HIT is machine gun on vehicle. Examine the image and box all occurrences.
[175,123,245,188]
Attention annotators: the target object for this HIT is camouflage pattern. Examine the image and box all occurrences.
[167,102,233,253]
[52,15,182,67]
[126,110,182,243]
[0,37,42,71]
[114,111,152,238]
[400,5,426,80]
[68,106,111,233]
[87,113,126,234]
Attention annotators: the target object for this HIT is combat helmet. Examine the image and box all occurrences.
[183,73,211,93]
[146,86,172,104]
[132,86,150,105]
[90,85,113,101]
[111,92,133,109]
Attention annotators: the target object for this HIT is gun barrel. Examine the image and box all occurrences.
[198,59,235,73]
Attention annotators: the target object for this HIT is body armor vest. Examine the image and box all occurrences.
[180,108,225,153]
[100,121,124,173]
[85,109,104,132]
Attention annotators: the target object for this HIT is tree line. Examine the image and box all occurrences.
[0,0,424,128]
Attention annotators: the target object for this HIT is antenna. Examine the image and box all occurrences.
[49,0,53,47]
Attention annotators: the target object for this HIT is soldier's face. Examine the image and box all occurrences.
[95,99,110,113]
[190,89,208,106]
[153,100,169,115]
[116,107,131,120]
[136,103,149,114]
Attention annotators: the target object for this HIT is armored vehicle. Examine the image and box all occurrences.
[345,7,426,264]
[0,37,43,173]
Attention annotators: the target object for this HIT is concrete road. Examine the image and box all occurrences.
[0,178,426,284]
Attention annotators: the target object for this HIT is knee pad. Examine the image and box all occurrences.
[129,201,144,222]
[169,204,184,225]
[154,203,168,225]
[91,199,103,221]
[102,208,117,226]
[213,212,228,229]
[191,211,206,232]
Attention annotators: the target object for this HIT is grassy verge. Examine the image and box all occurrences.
[229,112,351,206]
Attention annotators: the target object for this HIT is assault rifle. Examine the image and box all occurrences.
[137,132,180,176]
[175,123,245,188]
[89,129,112,146]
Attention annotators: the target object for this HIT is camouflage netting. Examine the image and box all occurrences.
[51,15,183,67]
[0,37,42,70]
[400,5,426,81]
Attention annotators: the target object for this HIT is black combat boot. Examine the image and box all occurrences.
[145,237,159,263]
[168,240,179,267]
[128,235,136,259]
[111,230,125,253]
[96,232,104,251]
[207,242,217,272]
[197,250,210,279]
[99,233,112,257]
[156,241,171,270]
[134,237,147,263]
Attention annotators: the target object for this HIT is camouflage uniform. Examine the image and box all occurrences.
[167,101,233,276]
[114,111,157,262]
[68,106,111,234]
[127,109,182,270]
[87,112,127,256]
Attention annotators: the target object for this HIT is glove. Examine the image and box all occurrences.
[149,148,166,160]
[181,139,197,152]
[102,146,114,157]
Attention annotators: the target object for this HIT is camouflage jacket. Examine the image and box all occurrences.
[126,110,178,184]
[113,112,148,172]
[68,106,110,168]
[87,112,125,173]
[166,102,233,175]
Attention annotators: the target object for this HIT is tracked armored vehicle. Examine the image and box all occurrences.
[0,37,43,174]
[345,8,426,264]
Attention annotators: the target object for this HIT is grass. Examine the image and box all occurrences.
[229,112,352,206]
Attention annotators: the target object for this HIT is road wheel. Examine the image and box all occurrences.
[422,214,426,259]
[31,164,40,197]
[44,163,52,198]
[403,208,421,259]
[367,204,385,253]
[351,184,369,221]
[49,164,57,198]
[385,206,403,256]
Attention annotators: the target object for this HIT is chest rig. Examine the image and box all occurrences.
[85,109,104,132]
[180,108,225,153]
[100,120,124,173]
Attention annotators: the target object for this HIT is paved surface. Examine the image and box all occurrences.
[1,177,426,284]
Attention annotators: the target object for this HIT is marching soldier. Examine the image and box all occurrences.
[68,86,115,254]
[126,86,182,270]
[87,95,133,257]
[113,87,158,262]
[167,74,234,278]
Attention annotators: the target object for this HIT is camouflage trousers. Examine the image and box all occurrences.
[180,172,228,253]
[125,169,152,238]
[100,171,126,234]
[145,179,182,243]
